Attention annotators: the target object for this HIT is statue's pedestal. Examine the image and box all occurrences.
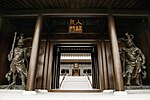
[125,85,150,90]
[0,85,25,90]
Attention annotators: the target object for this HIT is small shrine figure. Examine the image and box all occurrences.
[120,33,147,86]
[5,32,30,88]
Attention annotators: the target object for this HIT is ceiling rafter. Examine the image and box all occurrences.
[90,0,94,8]
[127,0,140,9]
[73,0,78,8]
[76,0,80,8]
[14,0,29,9]
[107,0,116,9]
[102,0,111,8]
[79,0,86,8]
[64,0,70,8]
[22,0,35,9]
[48,0,55,8]
[123,0,136,9]
[35,0,45,9]
[70,0,75,8]
[44,0,52,8]
[10,0,24,9]
[39,0,49,8]
[29,0,41,9]
[91,0,99,8]
[0,1,11,9]
[52,0,60,8]
[116,0,129,8]
[131,0,146,9]
[86,0,93,8]
[1,0,15,9]
[58,0,65,8]
[112,0,121,8]
[96,0,105,8]
[0,0,149,11]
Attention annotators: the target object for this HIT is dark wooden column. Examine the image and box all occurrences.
[108,13,124,91]
[91,48,96,88]
[42,38,50,89]
[47,42,54,90]
[148,17,150,29]
[97,42,104,91]
[56,51,61,89]
[26,14,43,91]
[51,45,57,89]
[101,40,108,89]
[0,16,3,40]
[0,17,2,31]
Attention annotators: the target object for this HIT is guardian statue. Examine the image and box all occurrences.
[120,33,147,86]
[5,33,30,88]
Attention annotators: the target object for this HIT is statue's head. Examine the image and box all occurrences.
[125,33,134,47]
[17,34,24,47]
[126,40,134,47]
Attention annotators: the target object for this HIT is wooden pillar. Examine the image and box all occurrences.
[101,40,108,89]
[56,51,61,88]
[26,14,43,91]
[42,38,50,89]
[108,13,124,91]
[97,42,104,91]
[0,16,2,32]
[91,48,96,88]
[0,16,3,41]
[148,17,150,31]
[47,42,54,90]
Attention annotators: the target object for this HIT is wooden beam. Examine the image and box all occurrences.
[0,9,150,17]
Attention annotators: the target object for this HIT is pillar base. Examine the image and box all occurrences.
[113,91,128,95]
[103,90,114,93]
[23,90,36,94]
[36,89,48,93]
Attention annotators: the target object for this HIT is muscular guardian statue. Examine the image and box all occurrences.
[120,33,147,86]
[5,33,30,88]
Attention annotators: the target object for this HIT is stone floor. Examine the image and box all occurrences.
[0,89,150,100]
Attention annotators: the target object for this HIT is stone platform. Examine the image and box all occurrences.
[0,85,25,90]
[125,86,150,90]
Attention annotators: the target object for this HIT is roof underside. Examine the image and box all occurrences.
[0,0,149,38]
[0,0,150,10]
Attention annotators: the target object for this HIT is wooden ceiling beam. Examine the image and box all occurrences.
[0,9,150,17]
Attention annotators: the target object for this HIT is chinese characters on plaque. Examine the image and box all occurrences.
[69,19,83,33]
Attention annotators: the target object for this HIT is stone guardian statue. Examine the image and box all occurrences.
[120,33,147,86]
[5,33,30,88]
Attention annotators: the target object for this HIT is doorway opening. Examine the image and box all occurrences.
[51,44,100,90]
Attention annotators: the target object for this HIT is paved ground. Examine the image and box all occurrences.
[0,90,150,100]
